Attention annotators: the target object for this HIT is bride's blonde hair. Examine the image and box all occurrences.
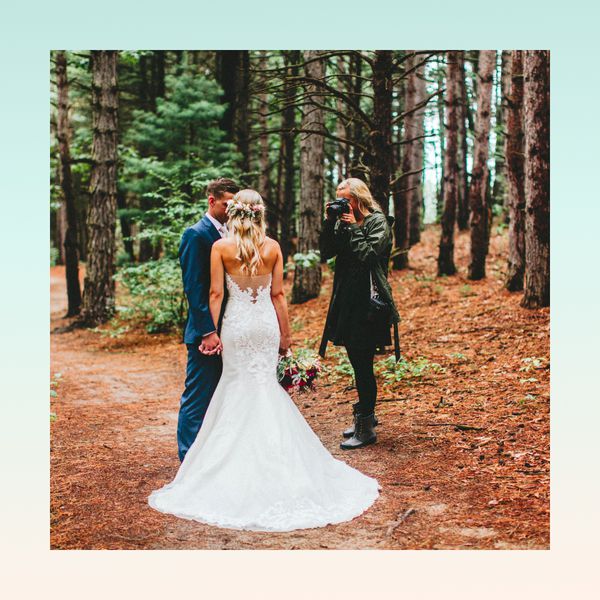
[226,189,267,276]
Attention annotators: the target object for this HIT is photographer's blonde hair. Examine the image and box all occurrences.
[338,178,383,215]
[226,189,267,276]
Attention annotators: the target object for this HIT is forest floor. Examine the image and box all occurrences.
[50,224,549,550]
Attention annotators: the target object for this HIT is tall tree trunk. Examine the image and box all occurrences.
[437,51,460,276]
[292,51,325,304]
[279,51,300,273]
[492,51,509,210]
[335,56,349,180]
[457,52,470,230]
[505,51,526,291]
[435,55,446,221]
[468,50,496,280]
[81,51,119,325]
[409,60,426,246]
[393,52,415,270]
[215,51,238,143]
[348,53,365,179]
[117,189,134,261]
[256,52,275,237]
[55,51,82,317]
[55,199,67,265]
[521,50,550,308]
[152,50,166,104]
[215,50,250,173]
[235,51,250,173]
[369,50,394,211]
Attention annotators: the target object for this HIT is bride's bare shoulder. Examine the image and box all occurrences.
[213,238,235,251]
[264,237,281,252]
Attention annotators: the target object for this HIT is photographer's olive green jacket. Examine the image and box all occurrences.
[319,210,399,354]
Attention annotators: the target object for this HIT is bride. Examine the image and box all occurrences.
[149,189,379,532]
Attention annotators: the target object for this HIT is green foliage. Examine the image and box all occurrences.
[292,250,321,269]
[327,347,355,383]
[89,323,131,339]
[115,258,186,333]
[122,72,240,202]
[50,245,59,267]
[375,355,445,385]
[459,284,475,297]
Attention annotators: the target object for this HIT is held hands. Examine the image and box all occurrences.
[199,331,223,355]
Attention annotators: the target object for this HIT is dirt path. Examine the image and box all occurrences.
[50,226,549,549]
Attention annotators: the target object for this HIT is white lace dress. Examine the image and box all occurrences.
[148,272,379,531]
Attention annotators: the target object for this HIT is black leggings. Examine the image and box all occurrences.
[345,345,377,415]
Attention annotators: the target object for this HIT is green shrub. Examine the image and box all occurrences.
[50,245,60,267]
[115,257,186,333]
[375,355,445,385]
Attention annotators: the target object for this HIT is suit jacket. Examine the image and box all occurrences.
[179,214,227,345]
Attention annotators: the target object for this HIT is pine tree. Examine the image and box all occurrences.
[468,50,496,280]
[521,50,550,308]
[292,51,325,304]
[81,51,119,325]
[505,51,526,291]
[55,50,82,316]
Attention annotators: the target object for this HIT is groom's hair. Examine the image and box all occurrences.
[206,178,240,199]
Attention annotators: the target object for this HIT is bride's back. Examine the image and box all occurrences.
[218,236,279,278]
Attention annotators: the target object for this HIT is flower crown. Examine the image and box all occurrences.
[226,200,265,220]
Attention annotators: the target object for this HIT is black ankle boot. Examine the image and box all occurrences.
[340,412,377,450]
[342,403,379,438]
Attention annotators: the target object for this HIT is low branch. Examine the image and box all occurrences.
[392,88,444,126]
[390,167,426,188]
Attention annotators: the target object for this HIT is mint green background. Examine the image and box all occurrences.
[0,0,598,597]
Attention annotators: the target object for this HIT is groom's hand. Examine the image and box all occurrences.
[199,331,222,355]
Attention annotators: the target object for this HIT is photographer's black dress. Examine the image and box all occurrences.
[319,210,399,354]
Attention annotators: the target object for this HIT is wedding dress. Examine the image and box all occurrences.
[148,272,379,531]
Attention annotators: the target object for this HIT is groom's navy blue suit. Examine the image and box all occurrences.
[177,214,226,461]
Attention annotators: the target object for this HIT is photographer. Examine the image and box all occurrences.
[319,178,399,450]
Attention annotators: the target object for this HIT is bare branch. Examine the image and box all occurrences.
[392,88,444,126]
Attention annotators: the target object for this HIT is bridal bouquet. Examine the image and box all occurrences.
[277,348,322,392]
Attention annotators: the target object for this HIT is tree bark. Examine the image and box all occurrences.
[393,52,415,270]
[521,50,550,308]
[215,50,250,173]
[437,51,460,276]
[492,51,509,211]
[292,51,325,304]
[468,50,496,280]
[348,53,366,179]
[335,55,349,180]
[236,51,250,173]
[436,55,446,221]
[369,50,394,212]
[55,51,82,316]
[409,60,426,246]
[457,52,470,231]
[256,52,275,237]
[279,51,300,273]
[505,51,526,291]
[81,51,119,325]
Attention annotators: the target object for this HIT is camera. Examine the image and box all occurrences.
[326,197,351,219]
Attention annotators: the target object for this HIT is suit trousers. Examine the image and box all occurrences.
[177,343,223,461]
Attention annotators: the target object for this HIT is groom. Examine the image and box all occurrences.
[177,177,240,461]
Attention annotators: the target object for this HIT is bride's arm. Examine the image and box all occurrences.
[270,244,292,352]
[209,242,225,334]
